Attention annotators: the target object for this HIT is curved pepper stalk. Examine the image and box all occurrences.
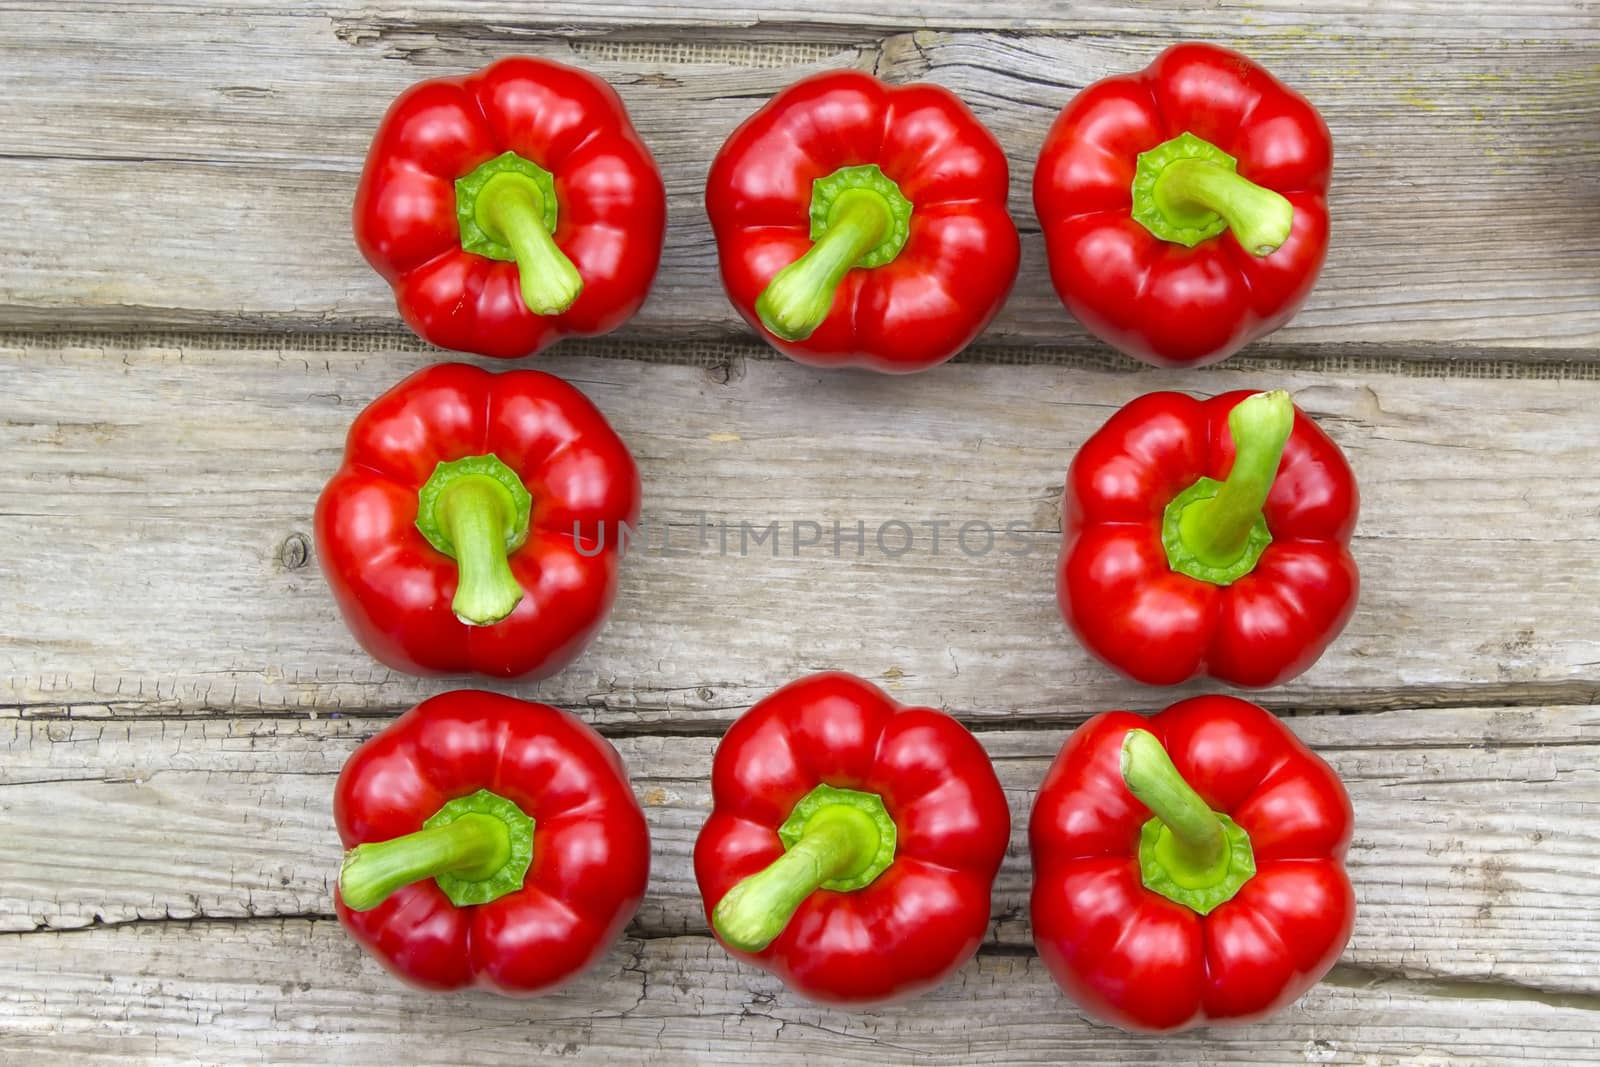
[1162,390,1295,585]
[414,453,533,625]
[755,164,913,342]
[457,151,584,316]
[1132,132,1294,256]
[1120,730,1255,914]
[340,788,536,911]
[712,783,896,951]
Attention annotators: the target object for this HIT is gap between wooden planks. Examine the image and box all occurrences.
[0,7,1596,347]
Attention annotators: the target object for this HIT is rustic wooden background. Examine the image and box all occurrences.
[3,2,1599,1063]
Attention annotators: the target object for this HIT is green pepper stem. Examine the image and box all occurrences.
[756,190,891,342]
[339,813,511,912]
[712,803,882,952]
[436,474,525,625]
[1152,157,1294,257]
[1121,729,1225,873]
[475,172,582,316]
[1178,391,1295,570]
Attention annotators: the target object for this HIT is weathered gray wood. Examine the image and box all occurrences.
[4,2,1600,1059]
[1,9,1596,349]
[3,921,1596,1066]
[3,705,1597,997]
[28,0,1600,38]
[5,337,1600,723]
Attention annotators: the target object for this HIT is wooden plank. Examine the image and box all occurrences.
[1,12,1596,349]
[4,337,1600,723]
[4,4,1595,1061]
[4,706,1597,995]
[29,1,1600,38]
[2,921,1596,1066]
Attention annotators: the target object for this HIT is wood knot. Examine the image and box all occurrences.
[703,354,746,386]
[278,533,311,570]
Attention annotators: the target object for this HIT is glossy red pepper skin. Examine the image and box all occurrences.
[694,672,1010,1003]
[354,57,666,358]
[1030,696,1355,1030]
[707,70,1020,373]
[315,362,640,679]
[1061,390,1358,688]
[1034,43,1332,367]
[334,691,650,994]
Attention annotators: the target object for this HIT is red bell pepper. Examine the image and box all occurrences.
[315,362,640,679]
[1030,695,1355,1030]
[706,70,1020,373]
[1060,389,1357,688]
[354,57,666,358]
[694,672,1010,1003]
[334,690,650,995]
[1034,43,1331,367]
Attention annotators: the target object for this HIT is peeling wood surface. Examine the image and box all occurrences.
[4,0,1600,1062]
[1,6,1597,349]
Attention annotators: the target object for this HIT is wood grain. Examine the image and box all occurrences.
[3,921,1596,1066]
[6,2,1600,1061]
[19,1,1600,39]
[4,706,1597,996]
[5,337,1600,724]
[1,9,1595,350]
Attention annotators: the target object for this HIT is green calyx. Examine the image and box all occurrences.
[1131,131,1294,256]
[777,784,897,891]
[806,165,912,269]
[1163,477,1273,585]
[458,152,559,255]
[1163,390,1294,586]
[415,453,533,626]
[456,150,582,316]
[712,784,896,952]
[755,163,913,342]
[338,789,536,911]
[1138,813,1256,915]
[1121,730,1255,915]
